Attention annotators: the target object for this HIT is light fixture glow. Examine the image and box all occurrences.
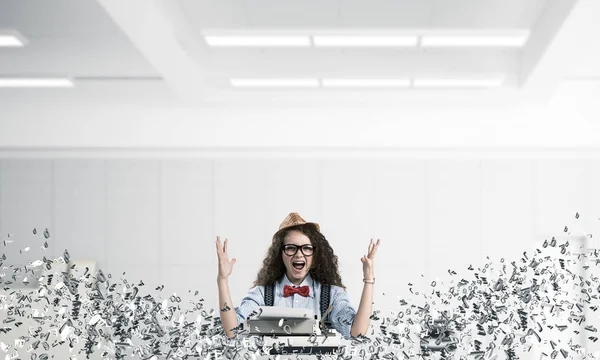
[0,34,25,47]
[322,78,411,87]
[414,77,505,88]
[205,36,310,47]
[230,78,319,87]
[421,35,529,47]
[0,78,74,88]
[313,36,418,47]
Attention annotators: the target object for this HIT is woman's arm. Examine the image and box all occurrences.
[351,238,380,337]
[216,236,238,338]
[218,277,238,338]
[350,281,374,337]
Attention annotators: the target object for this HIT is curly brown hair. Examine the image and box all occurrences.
[252,223,346,289]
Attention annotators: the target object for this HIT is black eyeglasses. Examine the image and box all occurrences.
[282,244,315,256]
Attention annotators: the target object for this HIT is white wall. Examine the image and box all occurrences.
[1,157,597,311]
[0,78,600,150]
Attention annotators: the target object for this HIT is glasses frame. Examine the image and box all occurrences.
[282,244,315,257]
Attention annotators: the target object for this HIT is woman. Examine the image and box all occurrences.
[216,212,380,339]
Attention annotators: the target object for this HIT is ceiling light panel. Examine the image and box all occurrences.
[230,78,319,87]
[313,35,418,47]
[0,31,26,47]
[322,78,411,87]
[0,78,74,88]
[205,36,311,47]
[420,29,530,47]
[414,77,505,88]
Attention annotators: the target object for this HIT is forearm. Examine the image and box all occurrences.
[350,282,374,337]
[217,277,238,338]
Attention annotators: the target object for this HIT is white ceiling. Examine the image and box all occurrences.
[179,0,548,29]
[0,0,158,78]
[0,0,598,108]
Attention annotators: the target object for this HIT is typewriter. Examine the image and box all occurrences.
[243,306,341,355]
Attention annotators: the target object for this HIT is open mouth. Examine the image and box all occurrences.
[292,261,305,271]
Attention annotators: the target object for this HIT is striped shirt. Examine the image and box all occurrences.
[234,273,357,339]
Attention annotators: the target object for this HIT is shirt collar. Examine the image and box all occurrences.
[280,273,316,299]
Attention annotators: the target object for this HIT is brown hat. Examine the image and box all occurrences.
[274,212,320,238]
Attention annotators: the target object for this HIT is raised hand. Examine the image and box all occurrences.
[361,238,380,280]
[216,236,236,280]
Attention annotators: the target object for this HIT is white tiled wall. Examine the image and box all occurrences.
[0,158,595,351]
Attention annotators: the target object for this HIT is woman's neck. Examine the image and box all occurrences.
[287,273,307,286]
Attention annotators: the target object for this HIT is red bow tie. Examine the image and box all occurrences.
[283,285,310,297]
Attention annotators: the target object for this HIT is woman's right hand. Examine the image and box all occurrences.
[216,236,236,280]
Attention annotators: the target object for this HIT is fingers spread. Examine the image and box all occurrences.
[372,239,380,253]
[367,238,380,258]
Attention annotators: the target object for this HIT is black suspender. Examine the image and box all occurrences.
[319,283,331,322]
[264,283,275,306]
[265,283,275,307]
[264,283,331,322]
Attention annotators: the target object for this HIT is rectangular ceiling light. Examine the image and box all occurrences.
[0,34,25,47]
[414,77,505,88]
[205,36,310,47]
[313,36,418,47]
[421,35,529,47]
[230,78,319,88]
[322,78,411,87]
[0,78,74,88]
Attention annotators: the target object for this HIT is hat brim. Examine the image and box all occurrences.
[274,222,320,238]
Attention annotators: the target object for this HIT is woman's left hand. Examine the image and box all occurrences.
[361,238,380,280]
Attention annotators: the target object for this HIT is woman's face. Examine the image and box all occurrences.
[281,230,314,284]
